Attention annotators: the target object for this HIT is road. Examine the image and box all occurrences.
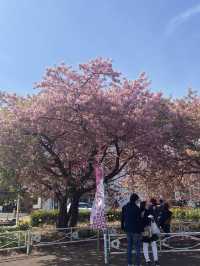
[0,213,27,220]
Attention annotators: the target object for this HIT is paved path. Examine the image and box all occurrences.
[0,245,200,266]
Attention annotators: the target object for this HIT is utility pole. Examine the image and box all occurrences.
[16,193,20,226]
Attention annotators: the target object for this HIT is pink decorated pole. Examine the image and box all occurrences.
[90,164,107,229]
[95,165,103,185]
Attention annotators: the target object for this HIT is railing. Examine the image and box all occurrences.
[172,220,200,232]
[0,226,102,255]
[0,222,200,263]
[104,227,200,264]
[31,226,102,248]
[0,230,27,252]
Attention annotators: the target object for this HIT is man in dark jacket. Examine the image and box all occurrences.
[121,193,142,266]
[159,202,172,236]
[148,198,160,224]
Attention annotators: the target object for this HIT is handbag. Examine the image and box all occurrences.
[142,226,152,238]
[151,221,160,235]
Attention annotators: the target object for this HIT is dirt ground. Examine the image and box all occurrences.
[0,243,200,266]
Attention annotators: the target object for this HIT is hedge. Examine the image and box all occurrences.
[30,208,200,227]
[30,209,59,226]
[30,209,122,227]
[173,207,200,221]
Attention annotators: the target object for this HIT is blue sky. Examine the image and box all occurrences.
[0,0,200,98]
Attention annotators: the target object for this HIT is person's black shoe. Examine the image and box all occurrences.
[146,262,151,265]
[154,261,160,266]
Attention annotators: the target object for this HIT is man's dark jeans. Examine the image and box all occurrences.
[127,233,141,266]
[162,224,171,237]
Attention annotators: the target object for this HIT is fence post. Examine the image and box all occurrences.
[97,230,100,253]
[24,230,27,248]
[26,230,31,255]
[17,231,20,247]
[104,229,109,264]
[159,235,162,251]
[70,227,73,242]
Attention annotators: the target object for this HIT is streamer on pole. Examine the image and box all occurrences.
[90,165,107,229]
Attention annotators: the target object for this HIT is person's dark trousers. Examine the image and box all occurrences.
[163,224,171,237]
[127,233,141,266]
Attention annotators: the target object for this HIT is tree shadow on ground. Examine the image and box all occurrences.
[36,243,105,266]
[36,245,200,266]
[1,244,200,266]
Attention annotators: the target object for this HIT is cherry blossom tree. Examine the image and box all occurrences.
[0,58,183,227]
[130,91,200,202]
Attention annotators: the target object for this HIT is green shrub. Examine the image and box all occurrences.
[30,207,200,227]
[30,210,59,227]
[77,209,122,224]
[0,227,13,233]
[30,209,122,227]
[17,221,31,230]
[172,207,200,221]
[107,210,121,222]
[78,228,97,238]
[0,223,31,233]
[78,210,90,223]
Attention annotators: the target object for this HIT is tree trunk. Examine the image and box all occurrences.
[57,196,68,228]
[56,192,81,228]
[68,193,81,227]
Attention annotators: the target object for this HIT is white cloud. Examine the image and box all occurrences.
[166,4,200,35]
